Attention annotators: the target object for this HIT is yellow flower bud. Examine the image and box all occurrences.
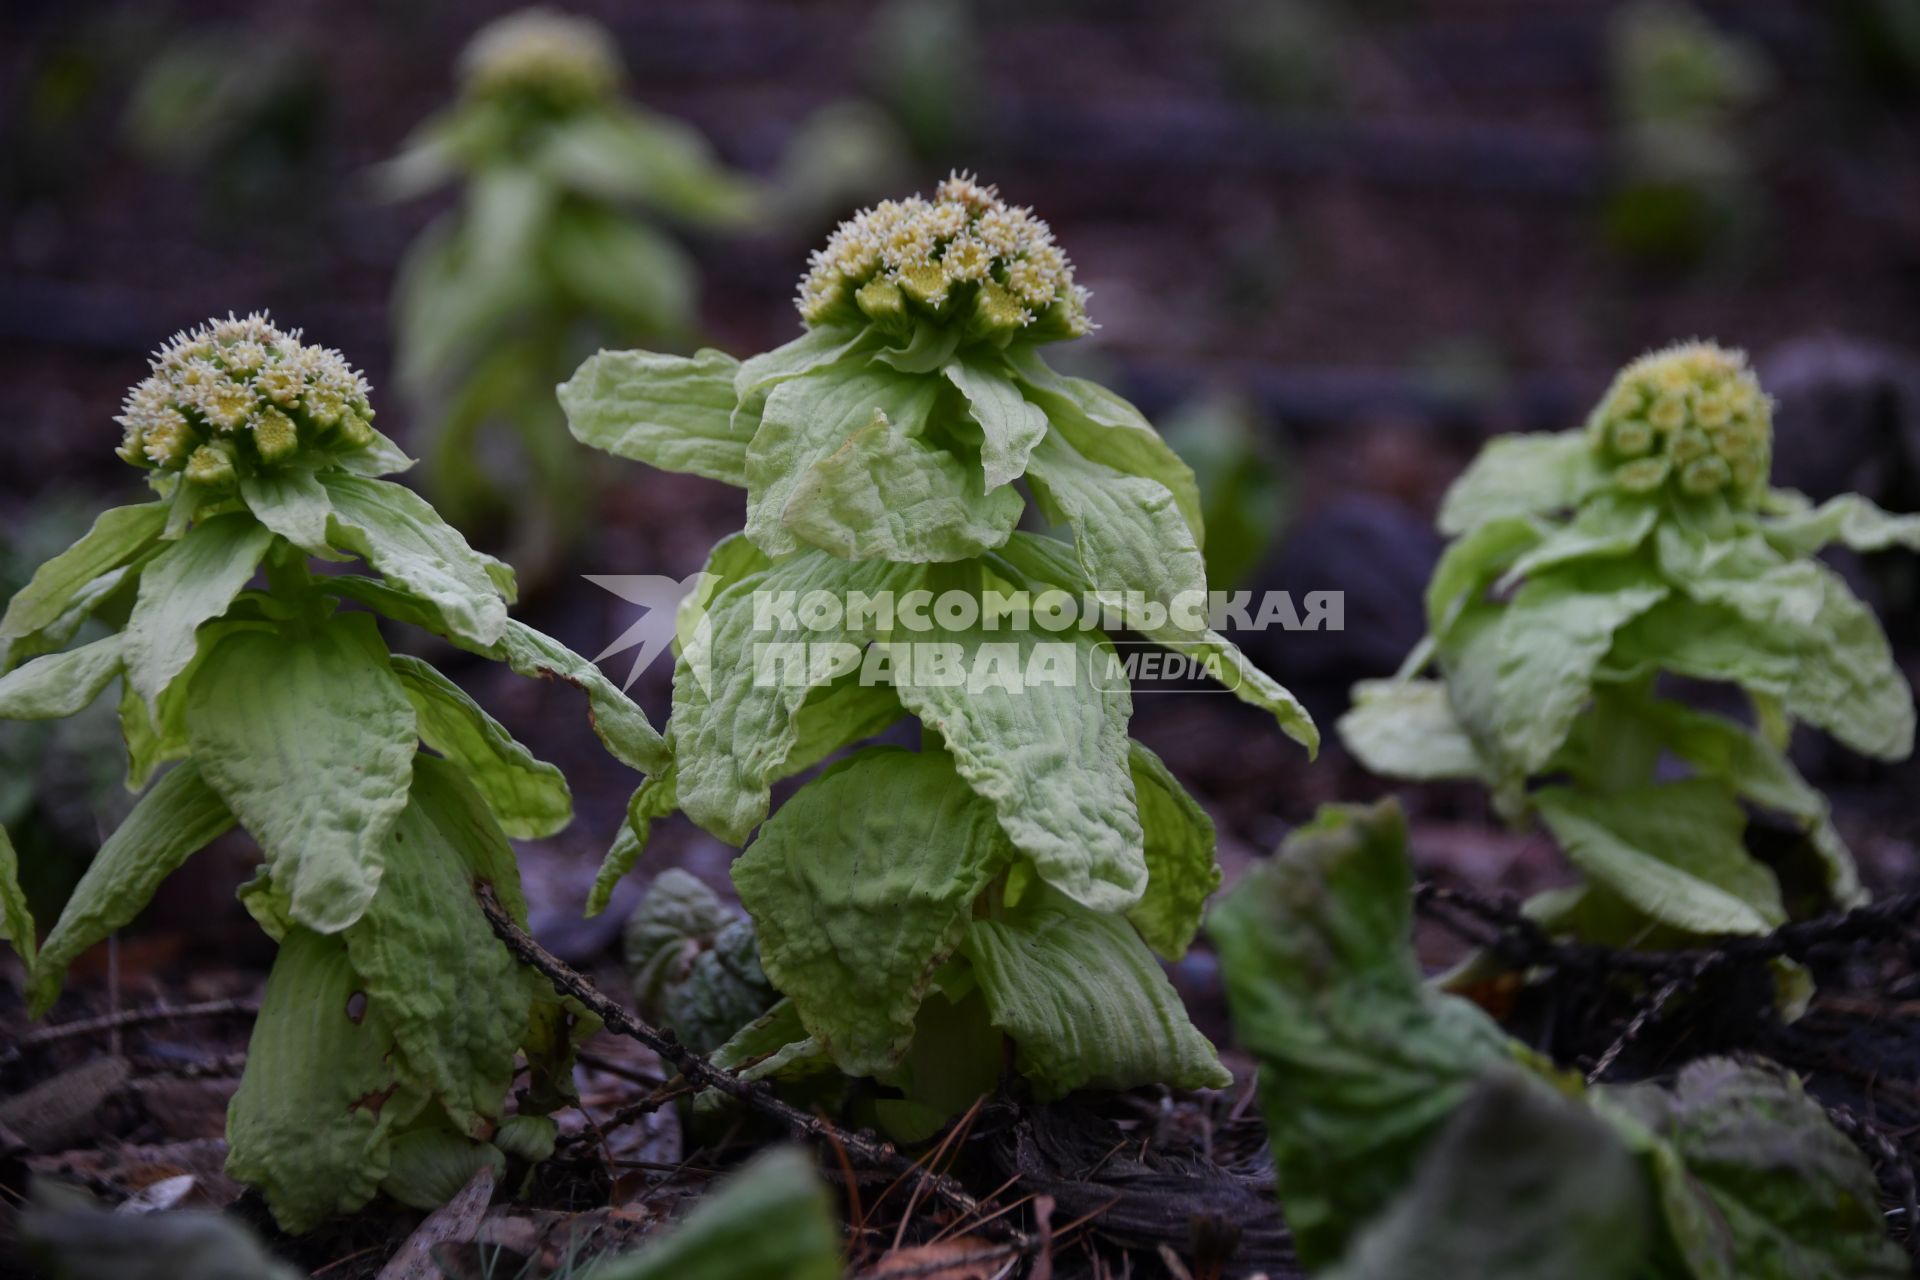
[459,9,622,109]
[1586,340,1771,503]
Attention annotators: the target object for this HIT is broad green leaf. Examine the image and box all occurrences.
[674,551,922,843]
[964,885,1230,1097]
[1008,347,1205,546]
[1499,492,1659,587]
[1126,741,1219,960]
[0,502,167,649]
[1491,569,1669,772]
[882,621,1144,914]
[539,107,760,224]
[1755,492,1920,559]
[321,473,509,648]
[0,635,123,720]
[746,361,1016,561]
[29,761,234,1015]
[1024,425,1207,627]
[239,469,333,553]
[379,1129,505,1211]
[582,1148,841,1280]
[122,515,275,712]
[1436,430,1602,536]
[1533,782,1783,936]
[1424,515,1541,637]
[1338,678,1487,782]
[1208,799,1525,1268]
[778,407,1023,561]
[119,618,267,791]
[561,347,747,486]
[587,766,678,918]
[225,928,427,1234]
[481,620,668,775]
[732,324,872,421]
[1597,1058,1907,1280]
[1617,696,1823,820]
[943,352,1049,488]
[0,822,34,967]
[1326,1069,1652,1280]
[390,655,570,839]
[342,758,537,1134]
[704,998,834,1091]
[732,748,1013,1076]
[186,614,417,934]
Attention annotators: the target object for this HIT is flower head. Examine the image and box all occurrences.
[117,313,375,485]
[459,8,623,109]
[797,172,1090,342]
[1587,340,1771,501]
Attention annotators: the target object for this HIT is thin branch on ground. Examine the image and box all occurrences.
[2,997,261,1065]
[476,883,1031,1251]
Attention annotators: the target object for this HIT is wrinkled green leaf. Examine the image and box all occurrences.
[674,551,922,843]
[1009,348,1205,546]
[1598,1058,1908,1280]
[1338,679,1487,782]
[481,620,667,775]
[625,869,778,1054]
[1491,569,1669,772]
[1500,491,1659,586]
[1125,741,1219,960]
[391,655,571,839]
[1756,492,1920,559]
[883,621,1144,914]
[226,928,427,1234]
[321,473,509,648]
[1533,782,1782,936]
[1208,799,1524,1267]
[965,885,1229,1096]
[239,469,333,553]
[943,352,1049,489]
[0,634,123,720]
[1437,430,1601,536]
[187,614,416,934]
[29,761,234,1015]
[561,347,747,486]
[582,1148,841,1280]
[122,515,275,711]
[341,758,537,1133]
[778,406,1023,562]
[588,765,678,918]
[0,502,167,651]
[1424,515,1541,638]
[0,822,34,967]
[733,324,872,422]
[732,748,1013,1076]
[1326,1069,1652,1280]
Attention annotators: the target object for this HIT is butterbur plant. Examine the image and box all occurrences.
[562,174,1316,1118]
[380,7,759,568]
[0,313,667,1231]
[1341,341,1919,947]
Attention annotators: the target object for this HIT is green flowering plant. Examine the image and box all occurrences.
[380,7,760,568]
[1209,800,1908,1278]
[1340,341,1920,947]
[562,174,1315,1118]
[0,313,667,1232]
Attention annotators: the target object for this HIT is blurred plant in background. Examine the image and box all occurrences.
[864,0,983,160]
[1158,393,1292,592]
[1604,0,1773,266]
[379,8,761,582]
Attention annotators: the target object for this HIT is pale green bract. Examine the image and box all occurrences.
[1343,340,1918,950]
[1210,798,1908,1277]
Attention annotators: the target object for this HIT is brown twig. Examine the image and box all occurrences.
[475,883,1024,1247]
[3,997,260,1064]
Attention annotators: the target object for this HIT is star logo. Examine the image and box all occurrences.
[584,572,713,693]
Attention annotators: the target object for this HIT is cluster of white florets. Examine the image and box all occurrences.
[117,313,375,486]
[459,8,622,108]
[1587,340,1771,500]
[797,173,1089,338]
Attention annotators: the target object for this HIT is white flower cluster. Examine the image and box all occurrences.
[117,313,375,485]
[1588,340,1771,499]
[797,172,1089,337]
[459,8,622,107]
